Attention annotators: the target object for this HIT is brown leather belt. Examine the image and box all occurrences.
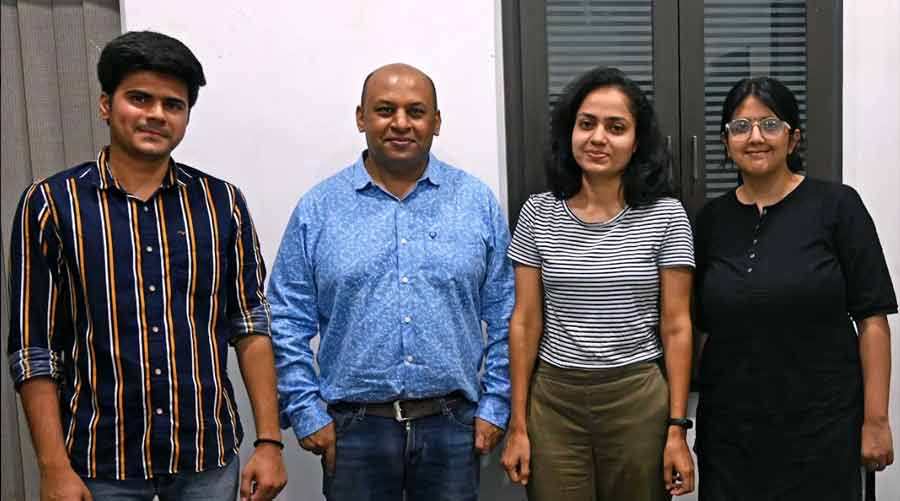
[330,392,467,422]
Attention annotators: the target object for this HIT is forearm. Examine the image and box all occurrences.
[508,320,542,432]
[19,377,71,470]
[858,315,891,421]
[235,335,281,440]
[661,320,693,420]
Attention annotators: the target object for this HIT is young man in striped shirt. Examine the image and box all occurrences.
[7,31,286,500]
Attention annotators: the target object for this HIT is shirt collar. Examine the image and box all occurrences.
[350,150,444,191]
[89,146,190,191]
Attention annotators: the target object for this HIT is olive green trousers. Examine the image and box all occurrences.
[526,360,671,501]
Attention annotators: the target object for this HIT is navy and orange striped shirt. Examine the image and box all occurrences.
[7,148,271,479]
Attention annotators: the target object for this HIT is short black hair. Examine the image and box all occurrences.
[720,76,803,172]
[97,31,206,108]
[360,65,438,110]
[547,66,672,206]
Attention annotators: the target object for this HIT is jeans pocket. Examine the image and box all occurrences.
[444,400,476,430]
[329,408,362,438]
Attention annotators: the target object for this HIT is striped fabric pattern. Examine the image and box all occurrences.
[507,193,694,369]
[7,148,270,479]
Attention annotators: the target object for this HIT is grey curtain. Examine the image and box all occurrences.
[1,1,120,499]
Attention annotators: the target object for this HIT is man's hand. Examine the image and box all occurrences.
[662,429,695,496]
[299,423,337,475]
[40,462,92,501]
[240,443,287,501]
[474,418,504,455]
[500,427,531,485]
[862,416,894,472]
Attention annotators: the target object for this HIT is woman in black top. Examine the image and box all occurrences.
[694,76,896,500]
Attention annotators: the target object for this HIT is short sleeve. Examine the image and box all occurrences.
[657,199,695,268]
[507,195,542,267]
[833,186,897,320]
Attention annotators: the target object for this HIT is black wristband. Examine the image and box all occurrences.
[667,418,693,430]
[253,438,285,449]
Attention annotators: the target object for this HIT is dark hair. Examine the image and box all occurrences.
[546,67,671,205]
[97,31,206,108]
[720,76,802,172]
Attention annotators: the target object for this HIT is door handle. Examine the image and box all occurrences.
[690,135,699,186]
[665,135,673,182]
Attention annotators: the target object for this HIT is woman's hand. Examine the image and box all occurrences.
[500,427,532,485]
[663,427,695,496]
[861,416,894,472]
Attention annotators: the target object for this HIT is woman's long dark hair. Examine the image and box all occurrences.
[546,67,672,205]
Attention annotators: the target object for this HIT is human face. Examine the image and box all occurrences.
[723,95,799,177]
[571,86,637,180]
[100,70,189,162]
[356,67,441,173]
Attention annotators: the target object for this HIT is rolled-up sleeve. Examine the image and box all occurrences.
[226,187,271,342]
[8,183,67,388]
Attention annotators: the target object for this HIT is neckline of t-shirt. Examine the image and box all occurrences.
[562,200,630,228]
[730,175,809,212]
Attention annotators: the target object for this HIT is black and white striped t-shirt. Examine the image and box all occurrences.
[508,192,694,369]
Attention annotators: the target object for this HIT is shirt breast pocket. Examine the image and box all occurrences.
[422,229,486,287]
[167,230,227,298]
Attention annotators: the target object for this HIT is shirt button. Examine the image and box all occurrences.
[401,276,409,284]
[761,208,768,216]
[152,326,160,333]
[752,239,758,245]
[400,238,408,245]
[406,355,414,363]
[747,267,753,273]
[148,285,157,292]
[403,315,412,324]
[145,245,153,253]
[754,224,760,231]
[143,206,149,213]
[154,368,162,376]
[749,253,756,259]
[155,408,164,416]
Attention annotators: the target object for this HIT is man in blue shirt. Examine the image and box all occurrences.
[270,63,514,500]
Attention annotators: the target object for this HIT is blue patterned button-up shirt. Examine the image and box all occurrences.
[270,153,514,440]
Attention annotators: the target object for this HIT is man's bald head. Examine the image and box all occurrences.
[360,63,438,111]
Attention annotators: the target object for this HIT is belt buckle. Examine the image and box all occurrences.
[392,401,411,422]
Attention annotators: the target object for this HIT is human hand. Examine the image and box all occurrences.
[299,422,336,475]
[663,430,695,496]
[861,417,894,472]
[40,462,92,501]
[474,418,504,455]
[500,427,531,485]
[240,443,287,500]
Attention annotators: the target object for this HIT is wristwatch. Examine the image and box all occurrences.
[667,417,693,430]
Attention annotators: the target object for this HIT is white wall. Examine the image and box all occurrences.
[121,1,518,500]
[844,1,900,496]
[120,1,900,499]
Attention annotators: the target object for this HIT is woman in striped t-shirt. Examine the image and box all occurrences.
[500,67,695,500]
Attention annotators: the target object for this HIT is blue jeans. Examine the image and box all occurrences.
[323,398,480,501]
[81,454,239,500]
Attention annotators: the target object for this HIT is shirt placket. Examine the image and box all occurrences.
[395,198,417,379]
[139,194,171,456]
